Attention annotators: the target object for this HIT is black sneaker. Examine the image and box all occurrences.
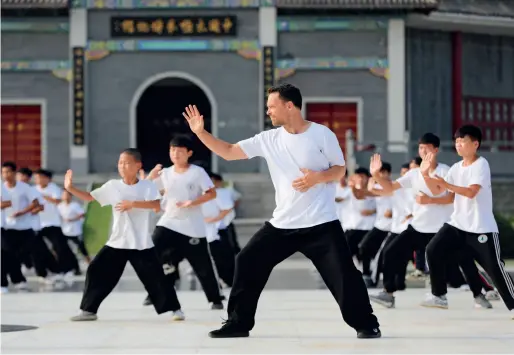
[142,295,152,306]
[357,328,381,339]
[211,302,224,310]
[208,320,249,338]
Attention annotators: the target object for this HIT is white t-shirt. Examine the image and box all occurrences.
[397,164,453,233]
[446,157,498,234]
[3,181,39,231]
[36,183,62,228]
[228,186,242,203]
[156,165,214,238]
[57,201,85,237]
[391,187,414,234]
[373,184,392,232]
[238,123,345,229]
[216,187,236,229]
[346,194,376,231]
[29,186,45,232]
[91,179,160,250]
[335,185,352,230]
[1,183,11,229]
[201,200,221,243]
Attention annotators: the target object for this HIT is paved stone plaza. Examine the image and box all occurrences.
[1,288,513,354]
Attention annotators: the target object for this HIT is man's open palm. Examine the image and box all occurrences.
[182,105,204,134]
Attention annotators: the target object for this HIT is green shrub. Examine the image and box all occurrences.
[495,212,514,259]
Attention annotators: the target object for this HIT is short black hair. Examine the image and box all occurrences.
[18,167,33,178]
[412,156,422,166]
[418,133,440,148]
[121,148,142,162]
[401,163,410,170]
[170,135,193,151]
[209,172,223,182]
[2,161,16,171]
[380,162,392,174]
[35,169,53,179]
[454,124,482,148]
[267,83,302,109]
[355,167,371,177]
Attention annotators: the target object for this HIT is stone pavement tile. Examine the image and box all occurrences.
[1,289,513,354]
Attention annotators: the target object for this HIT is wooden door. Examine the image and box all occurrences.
[305,102,358,155]
[1,104,42,169]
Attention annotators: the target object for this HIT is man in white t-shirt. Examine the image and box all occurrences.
[64,148,185,322]
[1,181,13,293]
[1,161,41,291]
[144,136,224,310]
[360,162,393,287]
[420,125,514,317]
[182,83,380,339]
[35,169,78,277]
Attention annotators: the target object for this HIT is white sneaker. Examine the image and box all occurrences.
[1,287,9,294]
[64,271,75,287]
[459,284,471,292]
[485,290,501,301]
[510,309,514,320]
[38,276,55,285]
[171,310,185,321]
[14,282,30,292]
[420,293,448,309]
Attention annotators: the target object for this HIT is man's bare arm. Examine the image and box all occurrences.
[196,131,248,161]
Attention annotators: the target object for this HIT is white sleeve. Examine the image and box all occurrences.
[444,165,456,185]
[50,184,62,199]
[197,168,215,192]
[322,128,346,167]
[216,193,234,211]
[26,185,41,203]
[145,181,162,201]
[230,187,242,201]
[396,169,415,189]
[468,159,491,188]
[90,180,117,207]
[1,185,11,202]
[237,131,267,159]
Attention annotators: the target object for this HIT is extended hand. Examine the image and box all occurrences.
[115,200,134,212]
[416,192,432,205]
[176,200,194,208]
[182,105,205,134]
[420,152,435,176]
[147,164,163,180]
[369,154,382,176]
[11,211,24,218]
[292,168,319,193]
[64,169,73,190]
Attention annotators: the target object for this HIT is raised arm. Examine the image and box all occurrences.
[369,154,402,193]
[64,170,94,202]
[183,105,247,161]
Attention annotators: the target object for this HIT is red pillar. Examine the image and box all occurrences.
[451,32,463,132]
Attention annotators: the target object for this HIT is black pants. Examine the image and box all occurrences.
[371,233,407,289]
[1,228,27,286]
[414,250,427,272]
[152,226,223,303]
[40,226,77,274]
[382,225,434,293]
[227,220,379,332]
[344,229,369,260]
[359,227,389,277]
[80,245,181,314]
[426,223,514,310]
[208,238,235,286]
[226,223,241,255]
[67,236,89,258]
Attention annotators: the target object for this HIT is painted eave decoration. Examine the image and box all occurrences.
[275,0,439,9]
[72,0,271,8]
[438,0,514,18]
[1,0,68,8]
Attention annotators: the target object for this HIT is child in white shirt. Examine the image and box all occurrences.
[65,148,184,322]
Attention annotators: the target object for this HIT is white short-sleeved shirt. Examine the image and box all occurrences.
[1,183,12,229]
[216,187,236,229]
[202,192,234,242]
[91,179,161,250]
[391,187,415,234]
[446,157,498,234]
[58,201,85,237]
[3,181,39,231]
[156,165,214,238]
[373,184,392,232]
[396,164,453,233]
[335,185,352,231]
[238,123,345,229]
[228,186,242,203]
[346,194,376,231]
[36,183,62,228]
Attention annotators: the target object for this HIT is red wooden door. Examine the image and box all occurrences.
[306,102,358,155]
[1,104,42,169]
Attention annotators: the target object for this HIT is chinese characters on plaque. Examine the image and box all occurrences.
[111,16,237,37]
[72,47,85,146]
[262,46,275,129]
